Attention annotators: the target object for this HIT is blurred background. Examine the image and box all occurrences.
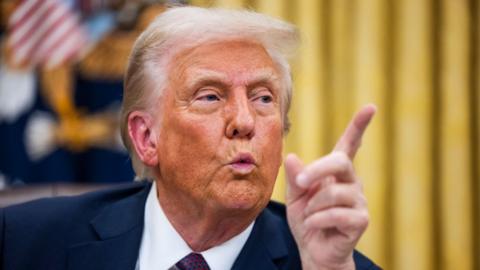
[0,0,479,269]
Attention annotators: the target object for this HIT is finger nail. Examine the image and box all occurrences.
[296,173,308,188]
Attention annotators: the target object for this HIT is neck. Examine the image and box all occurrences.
[154,182,258,252]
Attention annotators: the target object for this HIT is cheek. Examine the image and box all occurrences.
[257,119,284,174]
[178,115,224,151]
[157,113,223,170]
[259,117,283,147]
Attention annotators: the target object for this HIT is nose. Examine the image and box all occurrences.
[225,91,255,139]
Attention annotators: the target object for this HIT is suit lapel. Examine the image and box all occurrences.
[67,182,151,270]
[232,207,290,270]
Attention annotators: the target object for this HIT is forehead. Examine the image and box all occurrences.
[168,40,281,86]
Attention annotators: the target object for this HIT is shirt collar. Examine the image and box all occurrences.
[137,181,254,270]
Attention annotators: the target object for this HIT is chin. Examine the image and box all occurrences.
[218,183,270,212]
[225,197,260,210]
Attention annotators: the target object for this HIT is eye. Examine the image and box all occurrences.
[251,86,275,105]
[259,95,273,103]
[198,93,220,102]
[253,92,274,104]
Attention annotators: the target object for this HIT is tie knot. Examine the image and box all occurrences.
[175,252,210,270]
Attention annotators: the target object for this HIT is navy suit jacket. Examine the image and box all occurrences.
[0,181,380,270]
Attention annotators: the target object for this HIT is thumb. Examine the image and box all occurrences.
[284,153,305,203]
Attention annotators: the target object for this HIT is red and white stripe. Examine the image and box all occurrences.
[8,0,88,69]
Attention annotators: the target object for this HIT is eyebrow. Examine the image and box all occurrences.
[186,69,229,90]
[186,68,281,90]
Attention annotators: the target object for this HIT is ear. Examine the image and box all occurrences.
[127,111,158,167]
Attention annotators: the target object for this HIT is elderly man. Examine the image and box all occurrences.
[0,6,379,270]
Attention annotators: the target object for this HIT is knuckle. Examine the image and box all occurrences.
[325,184,338,196]
[332,152,352,173]
[327,209,338,221]
[326,185,342,205]
[329,209,348,224]
[357,193,368,208]
[358,211,370,229]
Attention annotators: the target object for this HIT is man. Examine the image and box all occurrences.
[0,6,380,270]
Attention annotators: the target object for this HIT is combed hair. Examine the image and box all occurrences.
[121,6,300,180]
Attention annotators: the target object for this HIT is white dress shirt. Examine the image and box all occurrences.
[136,182,254,270]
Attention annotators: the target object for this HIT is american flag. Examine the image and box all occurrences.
[7,0,88,69]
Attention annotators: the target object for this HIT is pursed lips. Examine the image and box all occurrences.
[228,153,256,174]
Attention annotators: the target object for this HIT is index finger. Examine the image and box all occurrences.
[333,104,377,159]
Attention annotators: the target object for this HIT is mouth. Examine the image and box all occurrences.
[228,153,256,174]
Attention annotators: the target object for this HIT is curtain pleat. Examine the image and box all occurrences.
[439,0,473,269]
[254,0,286,19]
[353,0,389,267]
[391,0,434,269]
[328,0,354,143]
[287,0,326,163]
[476,2,480,269]
[213,0,244,8]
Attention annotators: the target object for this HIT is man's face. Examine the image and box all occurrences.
[154,40,284,215]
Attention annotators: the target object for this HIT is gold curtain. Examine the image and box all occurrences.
[191,0,479,269]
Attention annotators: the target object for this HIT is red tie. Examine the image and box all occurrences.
[174,253,210,270]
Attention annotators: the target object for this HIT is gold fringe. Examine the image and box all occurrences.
[40,64,120,151]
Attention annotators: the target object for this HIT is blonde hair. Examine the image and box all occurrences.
[121,6,299,180]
